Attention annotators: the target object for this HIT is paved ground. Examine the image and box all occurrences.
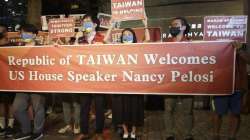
[2,110,250,140]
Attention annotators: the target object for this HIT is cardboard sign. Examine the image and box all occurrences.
[204,16,248,42]
[98,13,113,29]
[0,41,235,95]
[48,18,75,38]
[41,15,65,31]
[111,0,145,21]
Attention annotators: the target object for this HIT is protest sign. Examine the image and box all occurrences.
[204,16,248,42]
[111,0,145,21]
[48,18,75,38]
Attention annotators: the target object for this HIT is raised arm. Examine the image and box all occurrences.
[143,16,150,42]
[74,31,83,45]
[103,19,116,44]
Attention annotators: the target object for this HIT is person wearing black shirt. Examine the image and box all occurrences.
[0,24,15,138]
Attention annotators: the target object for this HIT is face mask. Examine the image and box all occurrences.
[83,22,94,33]
[169,27,181,37]
[122,35,133,43]
[21,33,34,43]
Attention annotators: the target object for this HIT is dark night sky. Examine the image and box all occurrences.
[42,0,68,15]
[42,0,99,15]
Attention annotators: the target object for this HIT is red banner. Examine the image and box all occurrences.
[0,41,235,95]
[111,0,145,21]
[203,16,248,42]
[48,18,75,38]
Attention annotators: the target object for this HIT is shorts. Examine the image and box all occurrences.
[212,91,241,115]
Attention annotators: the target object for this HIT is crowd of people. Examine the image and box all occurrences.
[0,13,249,140]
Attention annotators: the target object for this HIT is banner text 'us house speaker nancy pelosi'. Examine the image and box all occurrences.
[0,41,235,95]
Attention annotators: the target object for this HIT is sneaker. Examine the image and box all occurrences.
[58,125,72,134]
[13,133,31,140]
[73,124,80,134]
[166,136,175,140]
[30,133,43,140]
[105,110,112,119]
[0,127,5,136]
[5,127,14,138]
[107,113,112,119]
[104,109,112,116]
[122,133,129,140]
[46,107,53,114]
[130,132,136,140]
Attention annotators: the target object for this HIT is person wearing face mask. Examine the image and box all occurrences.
[12,24,45,140]
[164,17,194,140]
[74,14,104,45]
[75,14,105,140]
[0,24,16,138]
[19,24,39,46]
[104,17,150,140]
[167,17,190,42]
[121,31,134,43]
[118,28,145,140]
[21,33,35,44]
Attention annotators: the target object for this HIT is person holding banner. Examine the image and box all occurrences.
[12,24,45,140]
[56,31,81,136]
[212,43,250,140]
[74,14,106,140]
[164,17,194,140]
[74,14,104,45]
[0,24,15,138]
[104,17,150,140]
[57,94,80,135]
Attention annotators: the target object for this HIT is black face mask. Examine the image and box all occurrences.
[0,32,5,39]
[169,27,181,37]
